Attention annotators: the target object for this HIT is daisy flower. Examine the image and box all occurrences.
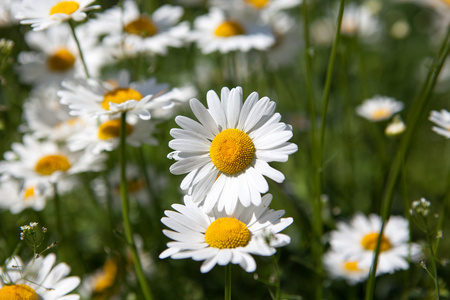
[356,96,404,122]
[189,7,275,54]
[15,0,100,31]
[323,250,370,285]
[329,213,422,275]
[339,3,380,38]
[84,1,189,56]
[58,72,175,120]
[0,253,80,299]
[0,135,107,184]
[385,115,406,136]
[159,194,293,273]
[429,109,450,138]
[0,0,20,27]
[67,116,158,154]
[168,86,298,214]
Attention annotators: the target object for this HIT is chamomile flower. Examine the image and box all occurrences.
[58,73,174,120]
[211,0,301,20]
[0,135,106,184]
[329,213,422,275]
[0,0,20,26]
[339,3,380,38]
[356,96,404,122]
[429,109,450,138]
[189,8,275,54]
[67,116,158,154]
[15,0,100,31]
[0,254,80,299]
[323,250,370,285]
[168,86,298,214]
[159,194,293,273]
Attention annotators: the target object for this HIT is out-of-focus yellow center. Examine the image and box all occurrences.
[361,232,392,252]
[124,16,158,37]
[24,187,35,199]
[47,49,76,72]
[246,0,270,8]
[98,119,133,140]
[343,261,360,272]
[35,154,71,176]
[0,284,38,300]
[93,259,118,293]
[214,21,245,37]
[205,217,251,249]
[441,0,450,6]
[371,108,392,121]
[49,1,80,15]
[101,88,143,110]
[210,129,255,174]
[128,177,145,193]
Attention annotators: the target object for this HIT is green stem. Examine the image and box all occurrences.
[119,112,154,300]
[427,231,440,300]
[272,255,281,300]
[69,21,90,78]
[225,264,231,300]
[365,26,450,300]
[52,182,63,239]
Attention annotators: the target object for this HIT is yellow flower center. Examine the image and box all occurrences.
[24,187,36,199]
[214,21,245,37]
[35,154,71,176]
[49,1,80,15]
[47,48,76,72]
[205,217,251,249]
[0,284,38,300]
[101,88,143,110]
[361,232,392,252]
[128,177,145,193]
[97,119,133,140]
[210,129,255,175]
[124,16,158,37]
[371,108,392,120]
[246,0,270,8]
[442,0,450,6]
[343,261,360,272]
[93,259,118,293]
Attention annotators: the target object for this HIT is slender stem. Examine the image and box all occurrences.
[119,112,154,300]
[427,232,440,300]
[52,182,63,238]
[272,255,281,300]
[365,26,450,300]
[224,264,232,300]
[69,21,90,78]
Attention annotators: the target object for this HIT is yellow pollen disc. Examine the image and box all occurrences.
[101,88,143,110]
[205,217,251,249]
[49,1,80,15]
[98,119,133,140]
[128,177,145,193]
[24,187,35,199]
[94,259,118,293]
[442,0,450,6]
[343,261,360,272]
[371,108,392,120]
[47,48,76,72]
[210,129,255,174]
[124,16,158,37]
[214,21,245,37]
[0,284,38,300]
[35,154,71,176]
[246,0,270,8]
[361,232,392,252]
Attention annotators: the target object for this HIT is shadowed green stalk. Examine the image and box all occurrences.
[225,264,231,300]
[69,21,90,78]
[120,112,154,300]
[52,182,63,239]
[365,27,450,300]
[426,219,440,300]
[271,255,281,300]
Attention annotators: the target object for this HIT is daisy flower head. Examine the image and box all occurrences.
[189,7,275,54]
[159,194,293,273]
[329,213,422,275]
[168,86,298,214]
[15,0,100,31]
[429,109,450,138]
[356,96,404,122]
[340,2,380,38]
[0,134,107,184]
[323,250,370,285]
[58,72,174,120]
[0,253,80,299]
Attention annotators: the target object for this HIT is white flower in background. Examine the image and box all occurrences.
[323,250,370,285]
[429,109,450,138]
[340,3,380,37]
[0,135,106,184]
[385,115,406,136]
[84,1,189,56]
[0,0,20,26]
[160,194,293,273]
[211,0,301,20]
[0,254,80,299]
[356,96,404,122]
[79,257,119,299]
[189,8,275,54]
[329,213,422,275]
[67,116,158,154]
[0,177,51,214]
[168,86,298,214]
[15,0,100,31]
[149,85,197,120]
[58,72,175,120]
[401,0,450,38]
